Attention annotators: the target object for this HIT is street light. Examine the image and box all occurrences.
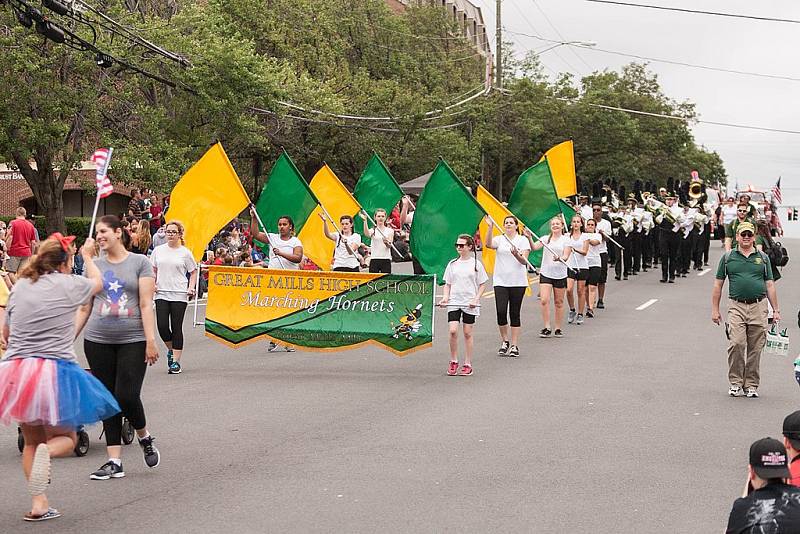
[537,41,597,55]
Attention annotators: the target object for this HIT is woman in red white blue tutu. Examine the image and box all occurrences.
[0,234,119,522]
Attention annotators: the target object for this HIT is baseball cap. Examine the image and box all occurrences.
[783,411,800,448]
[750,437,791,479]
[737,222,755,235]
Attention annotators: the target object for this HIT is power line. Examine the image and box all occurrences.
[509,0,584,76]
[530,0,594,71]
[585,0,800,24]
[252,108,470,133]
[505,29,800,83]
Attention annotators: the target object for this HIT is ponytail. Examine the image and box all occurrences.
[18,238,73,283]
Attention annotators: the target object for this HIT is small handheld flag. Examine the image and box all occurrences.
[89,147,114,238]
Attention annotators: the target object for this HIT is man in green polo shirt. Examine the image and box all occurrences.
[712,222,780,398]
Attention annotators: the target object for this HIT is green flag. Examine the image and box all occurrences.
[354,154,403,217]
[507,160,562,267]
[559,199,576,223]
[410,160,485,283]
[255,151,319,234]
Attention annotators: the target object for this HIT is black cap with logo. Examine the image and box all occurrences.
[750,437,791,479]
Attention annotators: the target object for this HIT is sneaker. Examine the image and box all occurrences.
[575,314,585,325]
[447,360,459,376]
[284,346,296,352]
[745,387,759,398]
[568,310,576,324]
[728,385,744,397]
[166,349,174,368]
[508,345,519,357]
[138,436,161,468]
[596,300,605,309]
[554,329,563,338]
[497,340,510,356]
[28,443,51,496]
[668,278,675,283]
[268,341,278,352]
[459,364,473,376]
[90,461,125,480]
[586,309,594,319]
[168,361,182,374]
[539,328,552,338]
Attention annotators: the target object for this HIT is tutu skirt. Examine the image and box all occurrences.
[0,357,120,427]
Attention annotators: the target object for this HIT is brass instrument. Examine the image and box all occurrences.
[689,181,703,200]
[645,197,677,224]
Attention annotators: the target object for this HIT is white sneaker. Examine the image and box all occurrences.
[745,387,759,398]
[728,385,744,397]
[567,310,576,324]
[575,314,585,325]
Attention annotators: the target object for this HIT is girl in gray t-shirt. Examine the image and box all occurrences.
[0,234,118,521]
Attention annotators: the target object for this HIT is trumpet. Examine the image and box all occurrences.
[645,197,677,224]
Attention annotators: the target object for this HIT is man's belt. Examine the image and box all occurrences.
[730,296,765,304]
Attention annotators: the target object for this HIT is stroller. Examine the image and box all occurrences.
[17,418,135,456]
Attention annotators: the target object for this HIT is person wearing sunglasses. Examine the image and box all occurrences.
[439,235,487,376]
[724,204,755,253]
[712,222,780,398]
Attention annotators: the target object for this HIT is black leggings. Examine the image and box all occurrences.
[494,286,526,327]
[155,300,188,350]
[84,340,147,447]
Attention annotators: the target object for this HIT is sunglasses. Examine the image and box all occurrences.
[737,210,748,213]
[455,243,468,248]
[739,232,754,237]
[165,230,179,235]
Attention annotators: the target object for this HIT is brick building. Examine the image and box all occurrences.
[0,162,133,218]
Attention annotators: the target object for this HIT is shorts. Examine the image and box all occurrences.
[568,268,588,281]
[333,266,360,272]
[6,256,29,273]
[599,253,609,284]
[539,275,567,289]
[447,309,476,324]
[587,266,602,286]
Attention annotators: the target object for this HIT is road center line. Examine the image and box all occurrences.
[698,268,711,276]
[636,298,658,311]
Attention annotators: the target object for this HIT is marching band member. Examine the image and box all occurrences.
[439,234,488,376]
[655,192,681,283]
[565,215,589,325]
[484,216,530,357]
[526,216,572,337]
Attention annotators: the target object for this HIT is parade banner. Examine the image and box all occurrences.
[205,267,435,356]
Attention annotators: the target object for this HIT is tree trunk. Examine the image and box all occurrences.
[11,151,67,235]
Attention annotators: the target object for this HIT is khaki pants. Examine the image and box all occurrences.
[727,299,768,389]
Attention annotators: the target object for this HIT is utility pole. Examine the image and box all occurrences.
[495,0,504,200]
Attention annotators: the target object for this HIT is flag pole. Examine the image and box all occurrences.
[89,147,113,239]
[192,262,202,328]
[249,205,291,270]
[319,207,358,258]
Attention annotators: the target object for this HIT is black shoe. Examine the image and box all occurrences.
[539,328,552,338]
[508,345,519,357]
[585,309,594,318]
[660,278,667,283]
[554,329,563,338]
[614,275,621,281]
[90,461,125,480]
[138,436,160,468]
[596,300,605,309]
[668,278,675,283]
[498,340,510,356]
[623,276,628,280]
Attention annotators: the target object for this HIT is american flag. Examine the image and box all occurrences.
[91,147,114,199]
[772,177,782,205]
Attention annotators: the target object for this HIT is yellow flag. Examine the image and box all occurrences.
[539,140,576,199]
[476,185,532,294]
[297,165,362,270]
[166,143,250,261]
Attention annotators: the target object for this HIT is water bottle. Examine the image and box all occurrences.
[794,356,800,388]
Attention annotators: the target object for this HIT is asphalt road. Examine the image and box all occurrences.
[1,238,798,533]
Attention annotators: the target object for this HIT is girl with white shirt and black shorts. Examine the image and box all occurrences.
[439,234,488,376]
[484,215,531,357]
[526,216,572,338]
[360,208,394,274]
[320,213,362,272]
[583,218,603,317]
[565,215,590,325]
[249,210,304,351]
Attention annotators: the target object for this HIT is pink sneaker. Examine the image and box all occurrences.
[459,364,473,376]
[447,360,459,376]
